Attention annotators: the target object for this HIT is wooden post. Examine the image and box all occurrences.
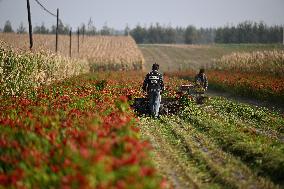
[77,28,80,54]
[69,28,72,58]
[283,26,284,45]
[55,8,59,53]
[82,25,85,42]
[26,0,33,49]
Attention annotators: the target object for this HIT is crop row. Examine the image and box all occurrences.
[208,70,284,104]
[140,117,222,189]
[140,115,279,188]
[165,117,277,188]
[207,97,284,136]
[180,98,284,186]
[170,70,284,105]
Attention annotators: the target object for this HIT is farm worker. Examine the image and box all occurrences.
[142,63,164,118]
[195,68,208,91]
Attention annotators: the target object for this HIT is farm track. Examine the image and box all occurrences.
[140,118,223,189]
[140,116,281,189]
[139,92,284,189]
[142,125,198,189]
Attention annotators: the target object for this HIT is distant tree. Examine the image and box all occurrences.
[130,25,147,43]
[79,23,86,35]
[124,24,130,36]
[51,20,69,35]
[3,20,14,33]
[17,22,27,34]
[184,25,197,44]
[87,18,96,35]
[257,22,267,43]
[147,23,164,43]
[100,23,111,35]
[214,21,282,44]
[175,27,185,43]
[198,28,215,44]
[34,22,49,34]
[40,23,49,34]
[163,25,176,43]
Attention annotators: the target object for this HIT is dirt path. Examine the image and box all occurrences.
[140,119,201,189]
[140,116,279,189]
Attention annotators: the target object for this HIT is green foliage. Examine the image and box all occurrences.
[215,21,283,43]
[180,97,284,185]
[131,21,282,44]
[3,20,14,33]
[95,80,107,91]
[184,25,198,44]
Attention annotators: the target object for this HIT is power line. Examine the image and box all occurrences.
[34,0,57,17]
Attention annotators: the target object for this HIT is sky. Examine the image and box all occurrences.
[0,0,283,30]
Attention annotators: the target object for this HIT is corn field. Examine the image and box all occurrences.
[213,50,284,77]
[0,41,89,97]
[0,33,144,71]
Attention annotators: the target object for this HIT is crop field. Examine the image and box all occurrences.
[140,44,284,105]
[1,37,284,188]
[0,41,89,97]
[213,50,284,77]
[0,33,144,71]
[139,44,284,72]
[0,70,283,188]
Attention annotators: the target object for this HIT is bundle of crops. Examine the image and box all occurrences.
[213,50,284,77]
[0,41,89,97]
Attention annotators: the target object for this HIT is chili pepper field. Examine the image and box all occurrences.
[1,41,284,188]
[0,70,284,188]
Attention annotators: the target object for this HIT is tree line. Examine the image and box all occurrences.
[130,22,283,44]
[215,21,283,43]
[1,20,283,44]
[0,18,121,36]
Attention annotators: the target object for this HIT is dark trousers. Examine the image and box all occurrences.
[148,91,161,117]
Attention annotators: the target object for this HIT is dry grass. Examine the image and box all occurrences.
[0,41,89,97]
[139,44,284,72]
[213,50,284,77]
[0,33,144,71]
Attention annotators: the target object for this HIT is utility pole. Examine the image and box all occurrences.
[56,8,59,53]
[69,28,72,58]
[283,26,284,45]
[77,28,80,54]
[82,25,85,42]
[26,0,33,49]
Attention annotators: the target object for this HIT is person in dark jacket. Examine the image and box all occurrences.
[142,63,164,118]
[195,68,208,91]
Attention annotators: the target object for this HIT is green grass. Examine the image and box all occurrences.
[140,114,280,189]
[180,97,284,185]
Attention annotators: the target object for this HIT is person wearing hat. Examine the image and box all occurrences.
[142,63,164,118]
